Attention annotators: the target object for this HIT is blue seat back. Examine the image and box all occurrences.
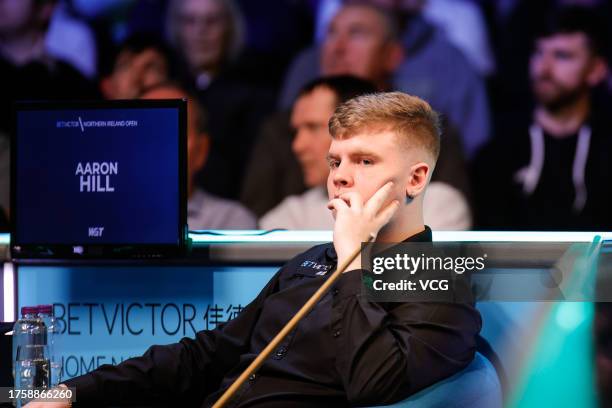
[369,352,502,408]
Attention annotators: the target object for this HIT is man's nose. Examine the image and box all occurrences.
[333,35,349,55]
[292,129,308,155]
[534,53,553,75]
[333,162,353,187]
[327,33,348,56]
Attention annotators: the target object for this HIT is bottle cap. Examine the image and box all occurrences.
[21,306,37,316]
[38,305,53,314]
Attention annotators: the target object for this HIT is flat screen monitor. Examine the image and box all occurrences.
[11,99,187,259]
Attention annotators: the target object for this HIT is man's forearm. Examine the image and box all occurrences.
[63,339,212,407]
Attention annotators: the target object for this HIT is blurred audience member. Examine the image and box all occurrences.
[315,0,496,76]
[279,1,490,159]
[166,0,275,200]
[259,76,472,230]
[141,83,256,230]
[281,2,402,106]
[100,34,173,100]
[166,0,243,90]
[130,0,314,89]
[0,0,99,133]
[319,3,404,91]
[485,0,612,122]
[473,7,612,230]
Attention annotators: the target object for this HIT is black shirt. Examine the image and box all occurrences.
[528,131,578,227]
[66,227,481,407]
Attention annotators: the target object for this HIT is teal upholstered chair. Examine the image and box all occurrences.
[370,352,502,408]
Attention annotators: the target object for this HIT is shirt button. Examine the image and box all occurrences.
[248,374,257,381]
[276,347,286,357]
[333,330,341,337]
[332,288,339,296]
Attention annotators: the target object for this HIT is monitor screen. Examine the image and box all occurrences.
[11,99,187,259]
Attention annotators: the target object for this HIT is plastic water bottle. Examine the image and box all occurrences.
[13,306,49,408]
[38,304,62,387]
[11,306,40,379]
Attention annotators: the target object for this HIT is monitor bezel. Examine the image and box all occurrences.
[10,99,188,259]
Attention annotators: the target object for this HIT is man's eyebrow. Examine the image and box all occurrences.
[326,150,382,161]
[349,149,382,159]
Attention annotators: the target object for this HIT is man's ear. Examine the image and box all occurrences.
[405,162,430,199]
[384,41,405,73]
[586,56,608,87]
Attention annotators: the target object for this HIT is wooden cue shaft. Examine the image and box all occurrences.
[212,235,374,408]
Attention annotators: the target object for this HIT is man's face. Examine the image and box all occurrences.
[176,0,228,73]
[291,87,337,188]
[105,48,169,99]
[321,5,397,83]
[530,32,598,109]
[0,0,34,35]
[326,130,415,214]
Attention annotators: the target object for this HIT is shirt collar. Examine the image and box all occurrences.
[325,225,433,261]
[408,225,433,243]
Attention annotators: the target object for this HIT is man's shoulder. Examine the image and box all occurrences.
[189,189,256,229]
[260,188,332,230]
[279,242,335,274]
[291,241,334,261]
[281,188,328,209]
[201,191,249,212]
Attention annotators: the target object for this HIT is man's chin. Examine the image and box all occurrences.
[534,86,584,112]
[534,88,561,105]
[322,64,353,77]
[539,94,581,113]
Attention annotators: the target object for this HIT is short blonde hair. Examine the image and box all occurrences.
[329,92,441,160]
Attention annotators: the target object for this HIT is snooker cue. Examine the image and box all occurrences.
[212,235,375,408]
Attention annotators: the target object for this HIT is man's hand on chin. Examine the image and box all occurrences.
[327,181,400,272]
